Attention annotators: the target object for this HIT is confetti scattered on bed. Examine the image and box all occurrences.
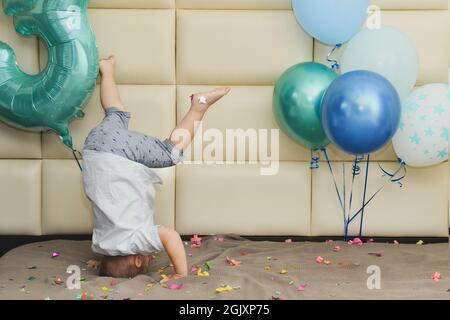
[0,236,448,300]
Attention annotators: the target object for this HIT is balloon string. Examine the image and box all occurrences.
[358,154,370,237]
[348,159,405,225]
[322,148,347,239]
[310,149,321,169]
[342,163,347,240]
[378,158,407,187]
[71,148,83,172]
[348,155,365,233]
[326,44,342,70]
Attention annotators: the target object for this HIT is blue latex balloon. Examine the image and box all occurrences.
[292,0,370,46]
[321,71,401,155]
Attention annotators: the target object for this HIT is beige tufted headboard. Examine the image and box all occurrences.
[0,0,448,237]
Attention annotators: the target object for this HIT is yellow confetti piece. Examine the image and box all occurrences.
[216,285,234,293]
[161,274,169,280]
[100,287,109,291]
[416,240,424,245]
[324,260,331,265]
[146,283,153,288]
[279,269,288,275]
[264,265,272,271]
[197,268,210,277]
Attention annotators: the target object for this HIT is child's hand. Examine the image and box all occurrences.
[160,273,186,284]
[86,259,101,269]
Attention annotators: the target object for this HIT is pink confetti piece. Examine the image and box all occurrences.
[54,277,64,285]
[325,240,334,243]
[297,284,307,291]
[315,256,324,264]
[213,236,224,242]
[285,239,292,244]
[333,246,342,252]
[241,251,248,256]
[111,280,116,286]
[191,265,199,273]
[190,235,202,248]
[393,240,399,245]
[51,251,60,258]
[367,239,375,243]
[348,238,363,246]
[226,257,241,267]
[432,272,442,282]
[168,283,183,290]
[368,252,383,257]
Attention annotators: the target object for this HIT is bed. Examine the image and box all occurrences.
[0,235,448,300]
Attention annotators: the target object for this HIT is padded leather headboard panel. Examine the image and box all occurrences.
[0,0,448,237]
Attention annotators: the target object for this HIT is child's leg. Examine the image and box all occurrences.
[105,87,231,169]
[99,55,125,112]
[169,87,231,151]
[87,55,231,168]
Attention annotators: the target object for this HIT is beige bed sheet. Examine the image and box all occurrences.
[0,235,449,300]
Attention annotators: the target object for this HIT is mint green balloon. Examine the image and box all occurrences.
[0,0,99,149]
[341,26,419,101]
[273,62,337,150]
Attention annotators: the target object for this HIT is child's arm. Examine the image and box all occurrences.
[158,227,188,281]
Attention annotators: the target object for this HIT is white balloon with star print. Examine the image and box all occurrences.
[392,84,449,167]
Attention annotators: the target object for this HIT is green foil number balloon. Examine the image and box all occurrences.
[0,0,99,149]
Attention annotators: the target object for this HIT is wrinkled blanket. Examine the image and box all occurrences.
[0,235,449,300]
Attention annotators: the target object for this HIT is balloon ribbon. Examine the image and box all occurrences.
[326,44,342,70]
[71,148,83,172]
[322,149,406,240]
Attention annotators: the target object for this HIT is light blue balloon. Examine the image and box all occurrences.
[292,0,370,46]
[341,26,419,101]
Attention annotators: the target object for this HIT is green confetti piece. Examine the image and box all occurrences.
[20,288,30,294]
[203,261,213,271]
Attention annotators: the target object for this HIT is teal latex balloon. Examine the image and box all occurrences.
[273,62,337,150]
[0,0,99,149]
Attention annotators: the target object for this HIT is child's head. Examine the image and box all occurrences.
[99,254,152,278]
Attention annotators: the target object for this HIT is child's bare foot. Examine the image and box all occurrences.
[190,87,231,113]
[99,55,115,77]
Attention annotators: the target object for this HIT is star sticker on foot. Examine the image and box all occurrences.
[198,96,207,104]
